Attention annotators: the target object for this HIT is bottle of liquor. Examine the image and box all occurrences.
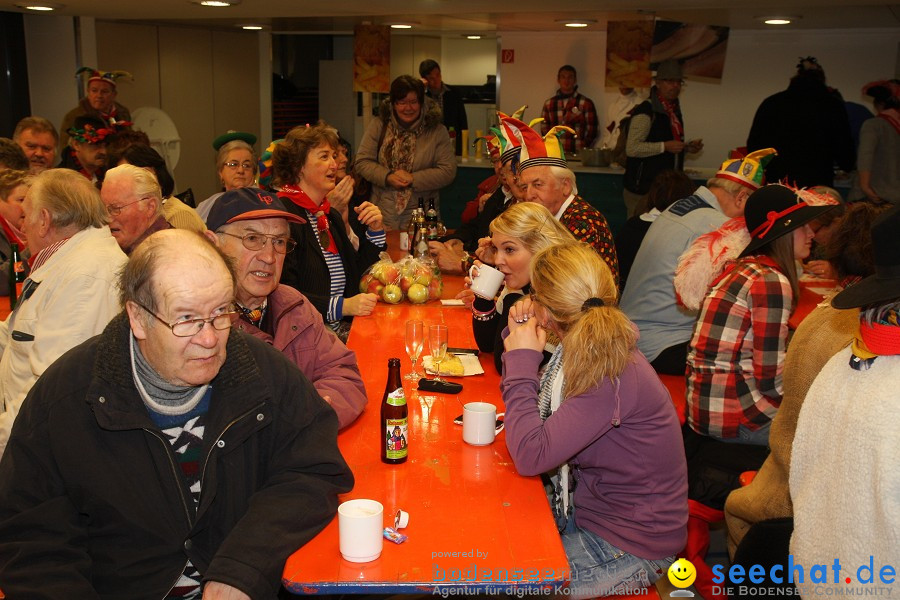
[417,197,425,213]
[406,209,419,256]
[426,198,438,240]
[8,243,26,310]
[415,210,429,259]
[381,358,408,464]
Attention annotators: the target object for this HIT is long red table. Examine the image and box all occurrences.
[281,276,569,594]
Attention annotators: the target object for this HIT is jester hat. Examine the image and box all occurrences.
[715,148,777,191]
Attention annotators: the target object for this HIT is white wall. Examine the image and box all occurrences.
[24,14,79,132]
[441,37,497,85]
[499,28,899,167]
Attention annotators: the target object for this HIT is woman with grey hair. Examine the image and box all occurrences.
[196,133,259,220]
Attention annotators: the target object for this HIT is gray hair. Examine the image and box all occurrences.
[104,163,163,217]
[28,169,108,230]
[216,140,258,174]
[549,165,578,196]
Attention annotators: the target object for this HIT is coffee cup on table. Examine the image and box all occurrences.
[338,499,384,563]
[468,263,505,300]
[463,402,504,446]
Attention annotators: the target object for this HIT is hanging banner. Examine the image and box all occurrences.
[353,24,391,93]
[651,21,730,81]
[605,20,654,88]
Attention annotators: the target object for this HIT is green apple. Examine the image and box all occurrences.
[382,284,403,304]
[407,283,428,304]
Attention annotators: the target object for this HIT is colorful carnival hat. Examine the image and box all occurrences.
[213,130,258,151]
[832,205,900,309]
[495,106,530,167]
[474,130,502,161]
[76,67,133,88]
[67,115,113,144]
[739,183,838,257]
[257,139,283,190]
[500,115,575,173]
[715,148,777,191]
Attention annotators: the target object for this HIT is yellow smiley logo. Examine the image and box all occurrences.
[667,558,697,589]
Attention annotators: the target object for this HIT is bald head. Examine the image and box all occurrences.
[121,229,235,313]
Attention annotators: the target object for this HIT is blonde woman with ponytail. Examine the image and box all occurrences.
[502,242,687,597]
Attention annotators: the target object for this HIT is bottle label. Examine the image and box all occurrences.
[386,387,406,406]
[13,261,25,275]
[385,418,408,459]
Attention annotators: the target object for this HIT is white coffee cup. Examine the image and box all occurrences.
[468,263,505,300]
[338,499,384,563]
[463,402,504,445]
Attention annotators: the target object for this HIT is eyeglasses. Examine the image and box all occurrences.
[107,197,149,217]
[218,231,297,254]
[394,99,420,108]
[135,302,239,337]
[224,161,254,170]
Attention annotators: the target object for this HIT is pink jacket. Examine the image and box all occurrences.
[235,285,368,429]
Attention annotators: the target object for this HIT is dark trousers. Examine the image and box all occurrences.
[682,425,769,510]
[651,342,690,376]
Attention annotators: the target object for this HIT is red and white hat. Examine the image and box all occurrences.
[76,67,133,88]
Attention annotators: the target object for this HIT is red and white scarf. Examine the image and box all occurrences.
[278,184,338,254]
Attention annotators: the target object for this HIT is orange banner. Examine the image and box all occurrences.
[353,25,391,93]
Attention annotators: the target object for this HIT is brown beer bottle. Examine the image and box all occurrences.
[381,358,408,464]
[8,243,26,310]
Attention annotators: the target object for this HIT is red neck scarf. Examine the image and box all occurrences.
[656,90,684,142]
[278,185,338,254]
[0,216,24,249]
[853,309,900,362]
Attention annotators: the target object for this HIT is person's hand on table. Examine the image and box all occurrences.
[805,259,836,280]
[344,293,378,317]
[386,170,413,189]
[504,315,546,353]
[428,240,466,274]
[202,582,251,600]
[474,237,496,265]
[327,176,355,216]
[354,201,384,232]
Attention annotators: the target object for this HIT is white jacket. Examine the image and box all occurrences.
[0,226,126,457]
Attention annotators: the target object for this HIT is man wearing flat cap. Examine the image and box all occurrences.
[60,67,133,150]
[623,60,703,218]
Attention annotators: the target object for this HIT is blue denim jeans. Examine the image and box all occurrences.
[561,516,675,599]
[718,421,771,446]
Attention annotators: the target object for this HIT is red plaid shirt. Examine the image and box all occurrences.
[540,91,598,152]
[686,256,792,439]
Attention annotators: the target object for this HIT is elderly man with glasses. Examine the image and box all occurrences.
[0,168,126,458]
[0,228,353,598]
[101,163,173,254]
[205,187,367,429]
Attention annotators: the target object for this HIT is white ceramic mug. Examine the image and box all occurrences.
[463,402,504,445]
[338,499,384,563]
[468,263,505,300]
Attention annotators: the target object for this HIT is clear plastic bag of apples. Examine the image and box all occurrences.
[359,253,443,304]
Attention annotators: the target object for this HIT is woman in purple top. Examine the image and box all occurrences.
[502,242,688,596]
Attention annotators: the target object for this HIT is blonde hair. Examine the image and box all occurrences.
[0,169,31,201]
[29,169,108,229]
[530,242,636,398]
[489,202,574,254]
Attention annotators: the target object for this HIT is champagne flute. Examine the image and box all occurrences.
[428,324,448,382]
[404,320,425,381]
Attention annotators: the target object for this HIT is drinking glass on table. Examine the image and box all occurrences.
[404,320,425,381]
[428,324,449,382]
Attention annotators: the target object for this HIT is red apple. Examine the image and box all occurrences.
[359,273,375,294]
[379,265,400,286]
[413,266,432,286]
[399,275,415,294]
[427,277,443,301]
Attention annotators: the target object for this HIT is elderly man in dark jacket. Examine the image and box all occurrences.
[0,229,353,599]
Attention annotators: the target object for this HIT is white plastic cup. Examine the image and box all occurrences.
[463,402,499,446]
[468,263,505,300]
[338,499,384,563]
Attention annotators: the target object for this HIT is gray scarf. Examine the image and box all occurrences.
[130,333,209,416]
